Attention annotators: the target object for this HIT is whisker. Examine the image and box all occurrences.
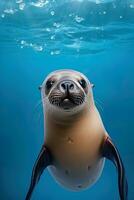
[33,96,48,123]
[94,98,104,112]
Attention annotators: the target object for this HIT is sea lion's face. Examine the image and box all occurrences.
[41,70,93,116]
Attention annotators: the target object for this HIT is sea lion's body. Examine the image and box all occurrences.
[25,69,128,200]
[45,103,107,190]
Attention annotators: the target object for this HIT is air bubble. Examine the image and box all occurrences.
[75,15,84,23]
[50,50,60,55]
[16,0,23,3]
[30,0,49,8]
[19,3,25,10]
[50,11,55,16]
[130,4,134,8]
[1,14,5,18]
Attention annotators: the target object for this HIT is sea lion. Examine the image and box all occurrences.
[25,69,128,200]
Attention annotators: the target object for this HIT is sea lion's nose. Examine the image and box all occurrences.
[60,80,75,92]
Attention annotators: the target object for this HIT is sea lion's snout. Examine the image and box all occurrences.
[49,79,85,110]
[59,80,76,93]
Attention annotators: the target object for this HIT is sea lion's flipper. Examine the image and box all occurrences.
[103,136,128,200]
[25,145,52,200]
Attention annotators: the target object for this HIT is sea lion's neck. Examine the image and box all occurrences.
[44,104,96,135]
[46,107,87,126]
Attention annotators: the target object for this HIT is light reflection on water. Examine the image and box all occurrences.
[0,0,134,55]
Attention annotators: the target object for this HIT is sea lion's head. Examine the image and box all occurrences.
[40,69,94,118]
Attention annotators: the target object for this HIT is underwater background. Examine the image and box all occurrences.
[0,0,134,199]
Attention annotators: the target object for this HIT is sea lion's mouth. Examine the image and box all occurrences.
[61,97,76,110]
[48,92,85,111]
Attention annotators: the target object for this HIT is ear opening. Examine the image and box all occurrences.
[91,83,95,88]
[38,85,42,90]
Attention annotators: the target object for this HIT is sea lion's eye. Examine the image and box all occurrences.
[79,79,87,89]
[46,80,55,91]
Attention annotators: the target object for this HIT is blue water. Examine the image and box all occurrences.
[0,0,134,199]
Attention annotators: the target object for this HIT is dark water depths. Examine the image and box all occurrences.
[0,0,134,199]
